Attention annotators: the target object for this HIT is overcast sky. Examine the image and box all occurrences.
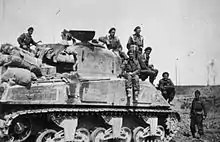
[0,0,220,85]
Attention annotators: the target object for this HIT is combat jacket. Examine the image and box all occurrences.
[190,98,207,116]
[138,53,151,69]
[121,58,141,75]
[17,33,37,48]
[99,35,122,51]
[158,78,174,91]
[127,34,144,50]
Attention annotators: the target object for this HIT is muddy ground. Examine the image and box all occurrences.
[170,85,220,142]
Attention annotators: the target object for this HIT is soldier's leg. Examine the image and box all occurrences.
[123,74,132,98]
[190,115,196,137]
[149,68,158,84]
[197,114,204,136]
[132,75,140,102]
[139,72,149,81]
[167,88,175,103]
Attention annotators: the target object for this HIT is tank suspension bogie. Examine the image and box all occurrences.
[1,107,180,142]
[36,129,57,142]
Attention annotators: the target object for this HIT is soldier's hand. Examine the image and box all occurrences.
[23,45,28,49]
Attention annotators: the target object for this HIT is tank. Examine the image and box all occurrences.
[0,30,180,142]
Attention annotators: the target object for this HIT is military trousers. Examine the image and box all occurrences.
[190,114,204,136]
[139,68,158,83]
[123,73,140,91]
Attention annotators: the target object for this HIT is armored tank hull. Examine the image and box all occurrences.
[0,31,180,142]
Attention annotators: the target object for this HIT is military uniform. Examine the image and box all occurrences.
[99,35,127,60]
[17,33,37,52]
[138,53,158,84]
[190,97,207,137]
[127,34,144,59]
[121,58,140,101]
[158,78,175,103]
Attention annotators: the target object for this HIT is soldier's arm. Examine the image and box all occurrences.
[158,80,165,90]
[190,100,195,115]
[126,36,133,50]
[31,37,38,46]
[141,36,144,48]
[138,56,147,69]
[98,36,108,44]
[17,33,26,46]
[120,60,127,75]
[117,38,123,51]
[202,100,207,117]
[166,79,175,88]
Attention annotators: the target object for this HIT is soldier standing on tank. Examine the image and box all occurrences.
[60,29,76,45]
[121,50,140,104]
[17,27,41,52]
[190,90,207,139]
[127,26,144,59]
[139,47,158,84]
[158,72,175,103]
[99,27,127,60]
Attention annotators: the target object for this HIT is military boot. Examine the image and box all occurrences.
[126,88,132,106]
[133,90,139,106]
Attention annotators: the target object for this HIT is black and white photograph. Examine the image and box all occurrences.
[0,0,219,142]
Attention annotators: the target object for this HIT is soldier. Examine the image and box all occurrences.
[99,27,127,60]
[127,26,144,59]
[158,72,175,103]
[17,27,41,52]
[139,47,158,84]
[190,90,207,138]
[121,50,140,103]
[60,29,76,45]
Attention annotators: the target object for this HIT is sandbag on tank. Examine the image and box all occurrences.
[4,55,42,77]
[0,67,37,88]
[0,53,9,66]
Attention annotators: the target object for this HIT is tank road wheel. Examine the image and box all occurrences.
[120,127,132,142]
[36,129,57,142]
[91,127,106,142]
[133,127,144,142]
[9,117,32,142]
[156,125,165,141]
[75,128,90,142]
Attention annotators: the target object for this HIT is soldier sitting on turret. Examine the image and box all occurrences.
[138,47,158,84]
[121,50,140,104]
[158,72,175,104]
[99,27,127,61]
[127,26,144,59]
[60,29,76,45]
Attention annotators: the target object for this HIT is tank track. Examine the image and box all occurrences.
[3,107,180,142]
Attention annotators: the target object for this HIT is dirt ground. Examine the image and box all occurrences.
[170,87,220,142]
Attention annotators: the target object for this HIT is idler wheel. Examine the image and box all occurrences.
[156,125,165,140]
[133,127,145,142]
[75,128,90,142]
[36,129,57,142]
[91,127,106,142]
[9,117,32,142]
[120,127,132,142]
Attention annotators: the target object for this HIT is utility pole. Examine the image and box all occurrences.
[175,58,178,86]
[207,66,210,86]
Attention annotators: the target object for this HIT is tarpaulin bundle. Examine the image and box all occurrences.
[36,44,77,64]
